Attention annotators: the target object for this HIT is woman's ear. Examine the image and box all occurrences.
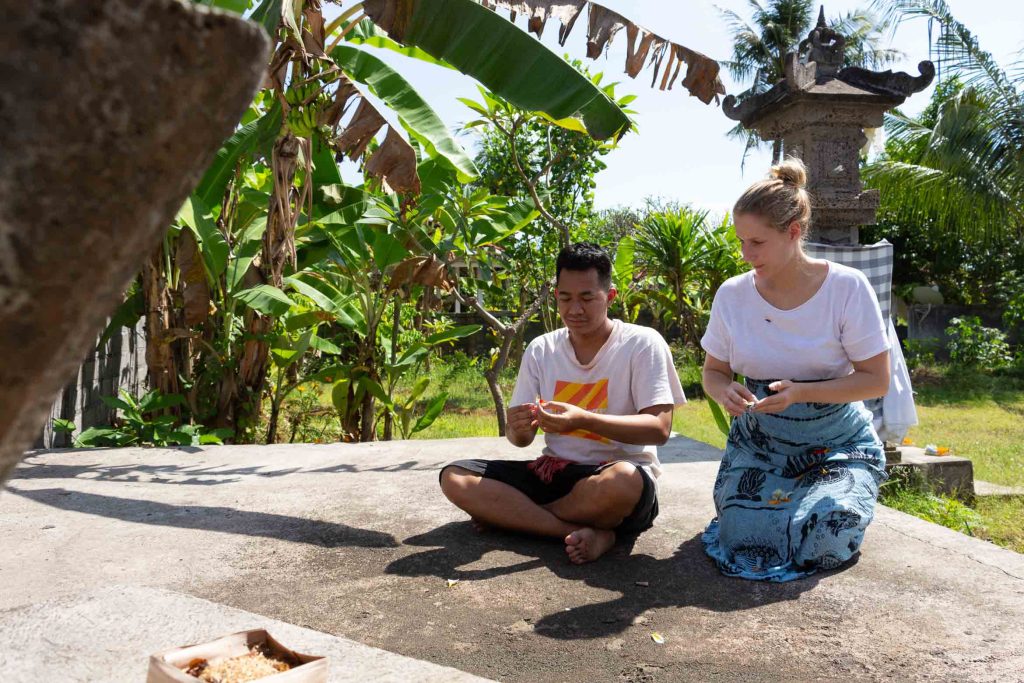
[789,221,802,242]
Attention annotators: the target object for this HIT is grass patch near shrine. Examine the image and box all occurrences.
[884,365,1024,552]
[906,366,1024,488]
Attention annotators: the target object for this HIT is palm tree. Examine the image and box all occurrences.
[719,0,902,165]
[863,0,1024,244]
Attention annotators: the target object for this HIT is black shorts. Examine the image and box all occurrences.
[440,458,659,535]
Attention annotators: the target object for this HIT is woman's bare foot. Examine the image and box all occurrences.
[471,517,491,533]
[564,528,616,564]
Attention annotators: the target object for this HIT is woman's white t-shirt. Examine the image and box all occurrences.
[510,320,686,478]
[700,262,890,381]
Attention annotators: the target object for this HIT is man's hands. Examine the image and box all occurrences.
[506,401,587,435]
[508,399,672,445]
[535,400,587,434]
[506,403,539,434]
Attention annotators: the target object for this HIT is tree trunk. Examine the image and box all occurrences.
[266,394,281,444]
[224,134,304,439]
[772,139,783,165]
[141,246,180,398]
[383,293,401,441]
[485,365,507,436]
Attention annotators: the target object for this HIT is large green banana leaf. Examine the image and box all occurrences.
[345,18,456,70]
[362,0,630,140]
[194,103,281,208]
[331,45,478,181]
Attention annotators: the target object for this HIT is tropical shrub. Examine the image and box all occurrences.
[53,390,233,448]
[945,316,1012,369]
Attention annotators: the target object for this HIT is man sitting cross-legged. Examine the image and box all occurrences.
[439,242,686,564]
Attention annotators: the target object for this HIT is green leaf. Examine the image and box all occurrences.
[74,427,131,448]
[249,0,282,35]
[200,0,250,13]
[345,18,457,69]
[412,392,448,434]
[178,195,230,281]
[370,231,410,270]
[536,110,590,135]
[100,395,134,413]
[394,343,429,369]
[311,138,343,187]
[308,363,352,384]
[360,376,393,409]
[613,235,636,288]
[331,379,351,415]
[284,310,333,331]
[195,103,281,208]
[272,330,313,368]
[331,44,479,181]
[99,285,144,346]
[52,418,76,435]
[425,324,481,345]
[706,398,731,438]
[368,0,630,140]
[235,284,295,317]
[138,391,186,413]
[405,375,430,408]
[286,275,340,313]
[227,223,266,293]
[309,334,343,355]
[314,186,368,224]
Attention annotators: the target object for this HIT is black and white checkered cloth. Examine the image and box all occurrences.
[804,240,893,320]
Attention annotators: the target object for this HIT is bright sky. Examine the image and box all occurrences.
[330,1,1024,214]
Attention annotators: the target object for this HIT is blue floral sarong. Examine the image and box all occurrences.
[702,378,887,582]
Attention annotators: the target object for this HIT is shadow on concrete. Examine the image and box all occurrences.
[11,457,447,487]
[386,522,553,581]
[387,522,830,640]
[4,486,398,548]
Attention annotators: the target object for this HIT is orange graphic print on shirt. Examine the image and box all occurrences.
[553,379,611,443]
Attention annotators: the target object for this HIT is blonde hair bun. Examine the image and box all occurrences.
[770,158,807,188]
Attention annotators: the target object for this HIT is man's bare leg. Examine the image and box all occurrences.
[542,462,645,564]
[440,462,645,564]
[440,466,578,539]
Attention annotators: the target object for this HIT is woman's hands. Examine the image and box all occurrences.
[751,380,803,414]
[721,381,758,417]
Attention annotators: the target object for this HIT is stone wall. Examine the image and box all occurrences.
[907,304,1018,359]
[34,321,148,449]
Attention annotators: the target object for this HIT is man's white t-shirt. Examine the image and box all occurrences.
[510,319,686,478]
[700,261,890,381]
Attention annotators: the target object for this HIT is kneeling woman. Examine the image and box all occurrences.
[701,158,890,582]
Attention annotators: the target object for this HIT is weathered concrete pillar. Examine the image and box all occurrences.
[0,0,269,487]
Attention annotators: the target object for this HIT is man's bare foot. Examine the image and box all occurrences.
[564,528,616,564]
[471,517,491,533]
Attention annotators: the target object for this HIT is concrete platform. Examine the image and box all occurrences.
[2,437,1023,682]
[0,585,491,682]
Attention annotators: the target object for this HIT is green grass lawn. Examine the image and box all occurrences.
[897,366,1024,552]
[288,361,1024,553]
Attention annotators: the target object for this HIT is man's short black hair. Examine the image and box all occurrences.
[555,242,612,290]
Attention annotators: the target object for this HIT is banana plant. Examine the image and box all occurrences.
[116,0,646,443]
[611,235,644,323]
